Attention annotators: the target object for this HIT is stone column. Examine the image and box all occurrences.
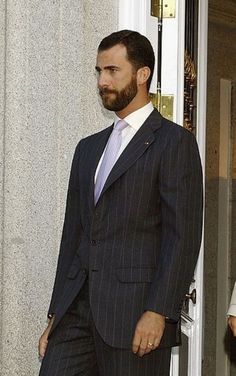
[0,1,118,375]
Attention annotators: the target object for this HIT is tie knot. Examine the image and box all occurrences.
[114,119,128,132]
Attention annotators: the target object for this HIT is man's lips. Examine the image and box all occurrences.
[99,89,116,97]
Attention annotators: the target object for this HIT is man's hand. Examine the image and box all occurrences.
[38,316,55,358]
[132,311,165,357]
[228,315,236,336]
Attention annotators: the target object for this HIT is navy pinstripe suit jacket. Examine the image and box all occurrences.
[47,109,203,349]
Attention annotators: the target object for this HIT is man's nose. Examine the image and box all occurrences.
[97,72,110,88]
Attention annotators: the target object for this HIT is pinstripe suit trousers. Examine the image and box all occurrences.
[39,280,171,376]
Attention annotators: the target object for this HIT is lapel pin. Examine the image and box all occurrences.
[145,141,150,145]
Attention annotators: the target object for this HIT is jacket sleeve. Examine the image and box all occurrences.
[47,141,82,317]
[144,128,203,321]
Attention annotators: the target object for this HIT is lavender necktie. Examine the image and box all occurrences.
[94,119,128,204]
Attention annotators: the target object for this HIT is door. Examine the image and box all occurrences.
[118,0,207,374]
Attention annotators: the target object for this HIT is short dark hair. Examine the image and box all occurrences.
[98,30,155,91]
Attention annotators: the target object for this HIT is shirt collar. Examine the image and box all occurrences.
[114,102,154,130]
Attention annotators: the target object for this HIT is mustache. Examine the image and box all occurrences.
[99,88,117,96]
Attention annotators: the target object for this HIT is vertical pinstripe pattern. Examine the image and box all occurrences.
[40,280,171,375]
[39,281,99,376]
[45,109,203,372]
[94,323,171,376]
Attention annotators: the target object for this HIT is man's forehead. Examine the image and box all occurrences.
[96,44,128,64]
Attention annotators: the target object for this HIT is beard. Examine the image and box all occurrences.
[99,75,138,112]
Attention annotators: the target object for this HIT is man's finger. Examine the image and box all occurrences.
[38,330,50,358]
[132,332,141,354]
[154,336,161,348]
[145,338,155,354]
[138,338,148,357]
[38,339,48,358]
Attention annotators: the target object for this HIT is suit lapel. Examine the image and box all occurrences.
[87,125,113,213]
[97,109,163,204]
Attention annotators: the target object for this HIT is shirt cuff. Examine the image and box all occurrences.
[227,304,236,316]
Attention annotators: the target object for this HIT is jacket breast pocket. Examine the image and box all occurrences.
[116,267,156,283]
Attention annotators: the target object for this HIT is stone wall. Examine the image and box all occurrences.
[0,1,118,375]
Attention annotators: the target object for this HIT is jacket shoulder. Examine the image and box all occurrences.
[154,113,197,148]
[72,124,113,157]
[81,125,113,144]
[149,108,194,139]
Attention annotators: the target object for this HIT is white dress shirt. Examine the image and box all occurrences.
[228,282,236,316]
[95,102,154,182]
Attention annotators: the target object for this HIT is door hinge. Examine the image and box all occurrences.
[151,0,176,18]
[150,93,174,121]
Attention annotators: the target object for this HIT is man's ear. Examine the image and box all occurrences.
[136,66,151,85]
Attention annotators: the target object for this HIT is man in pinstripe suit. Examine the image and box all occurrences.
[38,30,203,375]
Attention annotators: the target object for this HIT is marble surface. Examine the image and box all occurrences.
[0,0,6,370]
[0,1,118,375]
